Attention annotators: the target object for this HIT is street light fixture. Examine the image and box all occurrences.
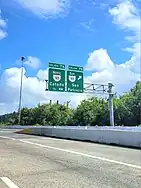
[18,56,25,125]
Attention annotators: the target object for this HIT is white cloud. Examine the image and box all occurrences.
[109,0,140,47]
[24,56,41,69]
[0,67,86,115]
[85,0,140,93]
[0,18,7,28]
[80,19,95,31]
[37,69,48,80]
[85,49,115,72]
[85,48,140,93]
[13,0,70,19]
[0,10,7,40]
[108,0,141,82]
[110,0,141,79]
[109,0,140,31]
[0,0,140,115]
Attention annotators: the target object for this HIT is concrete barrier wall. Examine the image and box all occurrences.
[1,125,141,131]
[20,127,141,148]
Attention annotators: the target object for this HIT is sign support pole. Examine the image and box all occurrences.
[45,62,115,127]
[108,83,114,127]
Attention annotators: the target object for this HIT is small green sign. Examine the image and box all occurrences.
[49,62,65,69]
[68,65,83,72]
[67,71,84,93]
[48,68,65,92]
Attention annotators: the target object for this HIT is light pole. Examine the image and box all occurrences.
[18,56,25,125]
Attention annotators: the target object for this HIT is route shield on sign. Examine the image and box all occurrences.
[67,71,84,93]
[48,68,65,92]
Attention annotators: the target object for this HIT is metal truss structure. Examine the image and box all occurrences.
[45,80,111,95]
[45,80,115,126]
[83,83,109,95]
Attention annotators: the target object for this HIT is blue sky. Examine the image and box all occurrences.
[0,0,132,73]
[0,0,140,114]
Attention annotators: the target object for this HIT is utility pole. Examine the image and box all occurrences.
[67,100,71,108]
[108,83,114,126]
[49,100,52,107]
[18,56,25,125]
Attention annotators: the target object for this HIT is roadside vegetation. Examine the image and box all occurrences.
[0,82,141,126]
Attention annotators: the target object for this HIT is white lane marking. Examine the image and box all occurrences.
[0,136,16,140]
[20,140,141,170]
[41,137,71,142]
[0,135,140,170]
[0,177,19,188]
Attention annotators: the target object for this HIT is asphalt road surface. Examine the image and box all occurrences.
[0,129,141,188]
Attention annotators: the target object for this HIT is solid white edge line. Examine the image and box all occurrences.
[41,137,73,142]
[0,135,140,170]
[0,177,19,188]
[20,140,141,170]
[0,136,16,140]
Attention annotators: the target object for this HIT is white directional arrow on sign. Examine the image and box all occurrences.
[78,76,82,80]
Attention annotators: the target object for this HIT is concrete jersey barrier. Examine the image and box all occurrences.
[18,127,141,149]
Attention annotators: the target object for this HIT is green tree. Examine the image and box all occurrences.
[0,82,140,126]
[73,97,109,126]
[114,82,141,126]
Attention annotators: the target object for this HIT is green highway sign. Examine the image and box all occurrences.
[48,68,65,92]
[67,70,84,93]
[68,65,83,72]
[49,62,65,69]
[47,62,84,93]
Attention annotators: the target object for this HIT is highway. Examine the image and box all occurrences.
[0,129,141,188]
